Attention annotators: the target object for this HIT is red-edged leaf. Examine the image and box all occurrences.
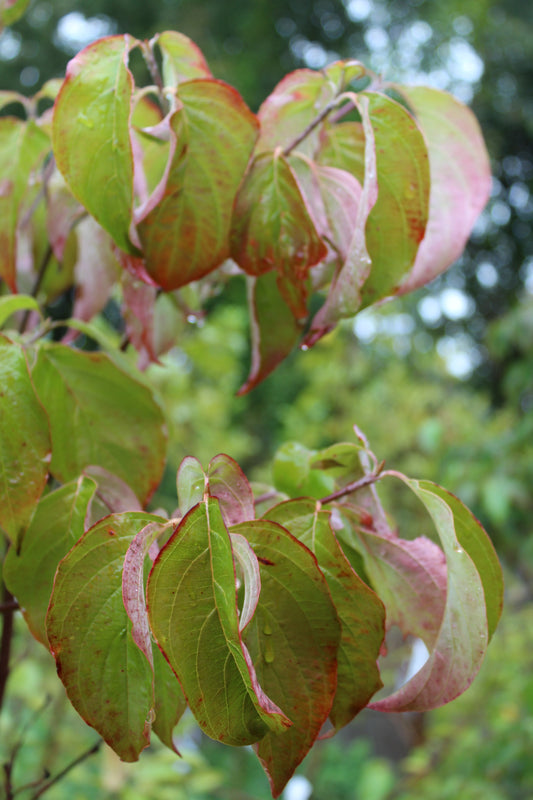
[156,30,212,84]
[46,511,166,760]
[147,498,290,746]
[206,453,255,526]
[121,271,159,364]
[238,272,302,395]
[306,94,377,343]
[256,70,336,157]
[84,466,142,514]
[70,217,120,322]
[394,86,491,294]
[176,456,206,515]
[136,80,259,290]
[264,499,384,732]
[0,335,51,546]
[230,150,327,318]
[31,344,167,506]
[0,0,30,26]
[0,118,50,291]
[232,518,341,797]
[3,476,96,644]
[230,532,261,631]
[52,35,138,255]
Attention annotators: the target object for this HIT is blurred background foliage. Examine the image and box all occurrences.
[1,0,533,797]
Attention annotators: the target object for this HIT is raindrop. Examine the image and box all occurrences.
[263,622,272,635]
[264,640,275,663]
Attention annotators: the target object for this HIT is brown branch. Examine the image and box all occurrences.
[0,600,19,614]
[0,586,14,712]
[320,461,385,505]
[282,98,341,157]
[28,740,102,799]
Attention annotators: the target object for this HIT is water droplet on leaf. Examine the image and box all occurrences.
[264,640,275,663]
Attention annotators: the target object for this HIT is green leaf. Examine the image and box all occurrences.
[272,442,335,499]
[0,118,50,290]
[46,511,165,760]
[0,294,41,328]
[152,644,188,754]
[230,151,327,318]
[147,498,290,746]
[367,476,503,712]
[136,79,259,290]
[176,454,255,525]
[31,344,167,505]
[3,476,96,644]
[0,0,30,28]
[256,69,336,157]
[232,518,341,797]
[264,499,385,731]
[238,272,302,395]
[52,35,138,255]
[394,86,491,294]
[156,30,212,85]
[0,336,51,546]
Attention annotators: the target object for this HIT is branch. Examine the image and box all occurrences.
[282,98,341,158]
[320,460,385,505]
[0,600,19,614]
[28,740,102,799]
[0,585,15,712]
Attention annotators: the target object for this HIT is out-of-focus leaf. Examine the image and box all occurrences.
[0,0,30,28]
[0,294,40,327]
[156,30,212,85]
[52,35,138,255]
[394,86,491,294]
[71,217,120,321]
[46,511,165,760]
[256,69,336,157]
[230,150,327,318]
[232,518,341,797]
[272,441,335,499]
[364,475,503,711]
[0,118,50,290]
[147,498,290,746]
[137,80,258,290]
[265,499,384,731]
[0,335,51,546]
[46,171,85,262]
[121,271,159,365]
[84,465,142,513]
[3,477,96,644]
[32,344,167,505]
[238,272,302,395]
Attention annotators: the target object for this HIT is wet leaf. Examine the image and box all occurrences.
[156,30,212,85]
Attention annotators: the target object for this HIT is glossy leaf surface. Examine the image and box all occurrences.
[46,512,165,760]
[233,518,341,797]
[0,336,51,546]
[32,344,166,505]
[147,498,290,746]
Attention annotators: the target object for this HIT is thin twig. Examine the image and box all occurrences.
[29,740,102,799]
[253,490,280,507]
[18,244,53,333]
[282,98,341,157]
[0,586,14,712]
[320,460,385,505]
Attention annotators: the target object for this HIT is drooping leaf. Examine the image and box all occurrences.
[0,118,50,290]
[3,476,96,644]
[394,86,491,294]
[46,511,165,760]
[0,294,40,328]
[31,344,167,505]
[264,499,385,732]
[136,80,259,290]
[238,272,302,395]
[147,498,290,746]
[121,271,159,365]
[52,35,138,254]
[156,30,212,85]
[360,475,503,712]
[256,69,336,157]
[0,336,51,546]
[230,151,327,318]
[232,518,341,797]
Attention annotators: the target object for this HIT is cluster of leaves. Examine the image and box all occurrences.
[0,27,502,798]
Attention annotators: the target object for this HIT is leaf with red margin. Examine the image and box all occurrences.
[0,335,51,547]
[238,272,302,395]
[264,499,385,733]
[230,532,261,631]
[0,0,30,27]
[122,519,187,754]
[3,476,96,644]
[230,150,327,318]
[52,35,139,255]
[231,518,341,797]
[156,30,212,85]
[176,456,206,514]
[0,118,50,291]
[206,454,255,526]
[394,86,491,295]
[343,475,503,712]
[256,69,336,157]
[147,498,291,746]
[136,80,259,291]
[31,344,167,506]
[306,94,377,343]
[46,511,166,760]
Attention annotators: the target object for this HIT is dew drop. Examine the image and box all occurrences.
[301,344,309,352]
[264,641,275,663]
[263,622,272,636]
